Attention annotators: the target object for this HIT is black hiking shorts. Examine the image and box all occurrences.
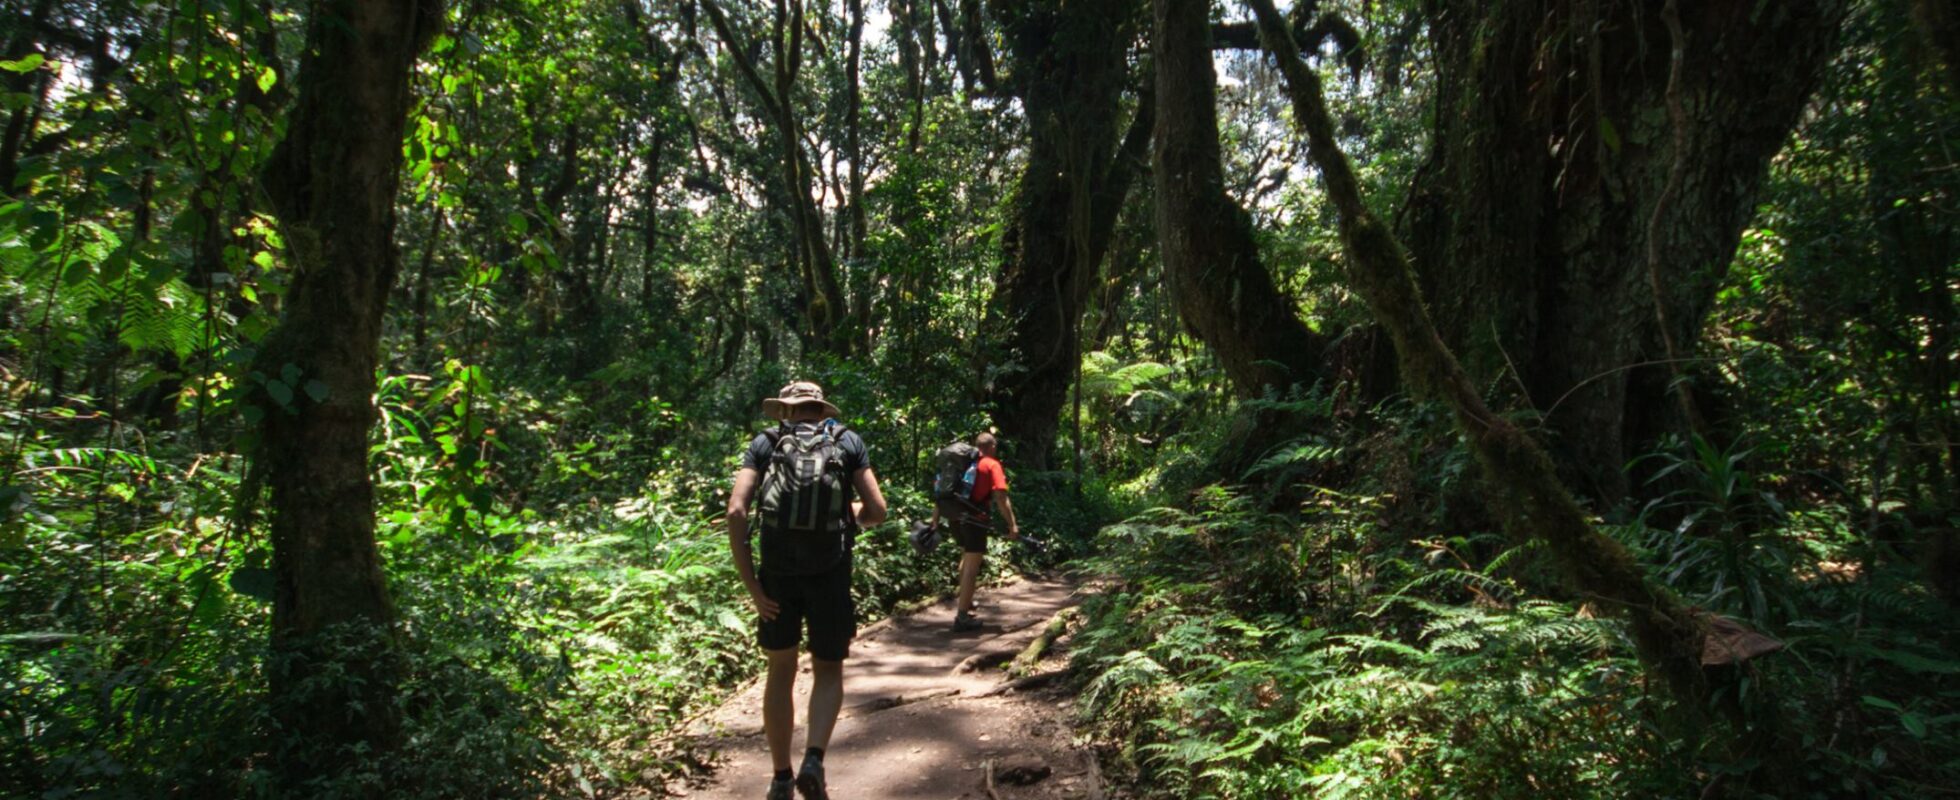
[757,558,856,661]
[934,496,992,554]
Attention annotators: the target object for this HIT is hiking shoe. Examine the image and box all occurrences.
[795,754,828,800]
[951,612,982,633]
[767,776,795,800]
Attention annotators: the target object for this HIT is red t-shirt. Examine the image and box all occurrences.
[969,456,1008,513]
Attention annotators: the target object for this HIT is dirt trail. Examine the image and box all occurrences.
[675,576,1101,800]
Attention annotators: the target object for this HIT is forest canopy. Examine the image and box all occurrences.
[1,0,1955,796]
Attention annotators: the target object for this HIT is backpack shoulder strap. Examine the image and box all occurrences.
[760,424,795,463]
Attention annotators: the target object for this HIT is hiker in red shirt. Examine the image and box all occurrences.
[929,432,1020,632]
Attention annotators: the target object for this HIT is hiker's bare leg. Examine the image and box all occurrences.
[956,552,984,614]
[805,657,844,750]
[763,646,799,771]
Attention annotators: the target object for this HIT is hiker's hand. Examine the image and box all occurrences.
[1007,526,1021,541]
[748,587,780,621]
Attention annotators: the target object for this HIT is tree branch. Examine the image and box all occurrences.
[697,0,785,122]
[1212,14,1365,77]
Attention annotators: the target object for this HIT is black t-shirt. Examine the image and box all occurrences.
[740,421,871,574]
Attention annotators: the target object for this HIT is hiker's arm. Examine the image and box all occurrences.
[993,491,1020,539]
[727,467,778,620]
[851,467,888,527]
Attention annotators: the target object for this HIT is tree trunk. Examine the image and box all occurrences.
[1404,0,1846,505]
[1151,0,1326,398]
[897,0,926,152]
[982,0,1143,469]
[845,0,866,257]
[1090,213,1147,351]
[958,0,999,93]
[639,131,670,311]
[0,0,54,194]
[844,0,873,351]
[935,0,972,91]
[1247,0,1717,709]
[1867,75,1960,507]
[700,0,850,354]
[253,0,439,787]
[411,206,444,365]
[1915,0,1960,95]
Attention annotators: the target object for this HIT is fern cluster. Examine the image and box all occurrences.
[1074,504,1685,798]
[1070,425,1960,798]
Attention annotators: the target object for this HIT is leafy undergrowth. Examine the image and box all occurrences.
[0,391,1121,797]
[1068,465,1960,799]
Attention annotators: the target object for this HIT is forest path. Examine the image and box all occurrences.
[675,575,1103,800]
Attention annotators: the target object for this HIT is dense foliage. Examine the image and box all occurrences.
[2,0,1954,797]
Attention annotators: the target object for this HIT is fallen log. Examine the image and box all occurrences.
[1009,607,1079,678]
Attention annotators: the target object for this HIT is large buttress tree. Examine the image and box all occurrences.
[983,0,1147,468]
[253,0,441,783]
[1245,0,1788,722]
[1404,0,1847,503]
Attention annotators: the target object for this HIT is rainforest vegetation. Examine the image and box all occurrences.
[2,0,1957,796]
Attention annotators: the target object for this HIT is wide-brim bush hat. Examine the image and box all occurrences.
[760,380,842,420]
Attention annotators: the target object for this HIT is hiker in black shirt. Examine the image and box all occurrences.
[727,381,887,800]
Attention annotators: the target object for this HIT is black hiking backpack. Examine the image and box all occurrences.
[932,441,980,503]
[756,420,855,536]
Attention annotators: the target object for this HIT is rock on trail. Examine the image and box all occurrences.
[676,576,1100,800]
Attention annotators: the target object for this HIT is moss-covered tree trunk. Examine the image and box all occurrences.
[1152,0,1326,399]
[1403,0,1845,504]
[254,0,439,787]
[983,0,1143,468]
[1246,0,1717,707]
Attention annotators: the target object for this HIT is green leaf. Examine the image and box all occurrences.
[1598,115,1622,155]
[1901,712,1927,739]
[506,212,529,235]
[304,379,330,403]
[228,567,275,602]
[256,66,277,93]
[1865,647,1960,674]
[265,379,293,407]
[0,54,45,73]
